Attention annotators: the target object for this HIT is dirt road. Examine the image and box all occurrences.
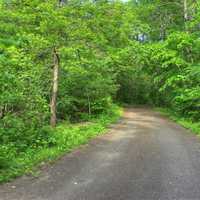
[1,108,200,200]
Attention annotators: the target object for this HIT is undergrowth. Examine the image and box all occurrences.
[0,105,122,183]
[155,108,200,135]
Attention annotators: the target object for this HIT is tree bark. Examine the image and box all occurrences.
[87,92,91,116]
[0,106,3,119]
[50,47,59,127]
[184,0,188,26]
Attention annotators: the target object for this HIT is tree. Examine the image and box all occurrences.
[50,47,59,127]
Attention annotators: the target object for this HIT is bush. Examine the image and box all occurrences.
[0,145,16,170]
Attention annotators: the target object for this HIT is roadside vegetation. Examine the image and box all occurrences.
[0,0,199,182]
[0,105,122,183]
[155,108,200,135]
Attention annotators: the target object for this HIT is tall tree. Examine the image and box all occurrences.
[50,0,65,127]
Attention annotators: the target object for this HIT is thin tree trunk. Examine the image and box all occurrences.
[49,0,63,127]
[0,106,3,119]
[50,0,65,127]
[50,47,59,127]
[87,92,91,116]
[184,0,188,30]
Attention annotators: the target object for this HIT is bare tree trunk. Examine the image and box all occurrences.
[184,0,188,31]
[0,106,3,119]
[87,92,91,116]
[49,0,66,127]
[50,48,59,127]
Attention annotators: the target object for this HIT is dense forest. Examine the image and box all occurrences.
[0,0,200,182]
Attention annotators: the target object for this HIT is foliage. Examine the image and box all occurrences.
[145,32,200,121]
[0,105,122,183]
[155,107,200,135]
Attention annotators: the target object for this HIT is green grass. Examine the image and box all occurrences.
[0,105,123,183]
[155,107,200,135]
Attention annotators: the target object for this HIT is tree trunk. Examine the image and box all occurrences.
[0,106,3,119]
[87,92,91,116]
[50,48,59,127]
[183,0,188,22]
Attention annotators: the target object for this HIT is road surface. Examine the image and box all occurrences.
[1,108,200,200]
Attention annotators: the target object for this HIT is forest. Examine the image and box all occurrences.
[0,0,200,182]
